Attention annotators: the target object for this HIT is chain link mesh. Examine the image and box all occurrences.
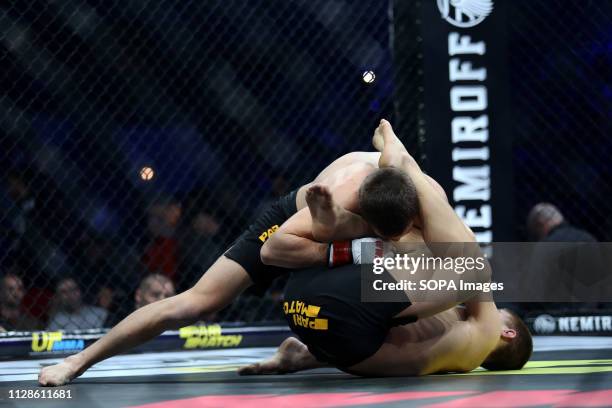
[1,0,611,333]
[509,0,612,241]
[0,0,397,331]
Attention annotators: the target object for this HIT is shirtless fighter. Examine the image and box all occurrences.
[242,122,532,376]
[38,120,423,386]
[247,216,531,376]
[239,306,532,376]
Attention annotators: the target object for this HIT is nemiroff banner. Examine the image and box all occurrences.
[419,0,513,242]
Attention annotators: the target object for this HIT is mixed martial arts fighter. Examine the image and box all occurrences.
[239,305,532,376]
[240,121,532,376]
[38,120,425,386]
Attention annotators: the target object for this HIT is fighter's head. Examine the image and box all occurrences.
[358,168,419,240]
[482,309,533,371]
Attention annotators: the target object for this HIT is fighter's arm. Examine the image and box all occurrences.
[376,119,475,248]
[260,208,329,269]
[260,203,372,269]
[261,179,373,269]
[403,158,474,245]
[374,120,488,319]
[462,297,502,342]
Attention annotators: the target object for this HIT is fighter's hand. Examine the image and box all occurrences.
[38,358,80,386]
[374,119,414,169]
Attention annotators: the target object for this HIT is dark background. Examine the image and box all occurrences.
[1,0,611,328]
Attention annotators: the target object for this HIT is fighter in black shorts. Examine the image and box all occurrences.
[244,259,532,377]
[240,120,529,376]
[282,263,413,370]
[39,121,422,386]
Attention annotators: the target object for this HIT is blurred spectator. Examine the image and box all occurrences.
[135,274,175,309]
[527,203,597,242]
[98,284,119,328]
[47,278,107,331]
[96,286,116,312]
[142,197,182,282]
[518,203,599,316]
[104,274,175,327]
[0,273,42,331]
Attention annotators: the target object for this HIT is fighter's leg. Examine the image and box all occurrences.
[374,119,411,169]
[238,337,327,375]
[39,256,251,386]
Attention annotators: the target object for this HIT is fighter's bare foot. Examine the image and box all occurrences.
[238,337,323,375]
[306,184,342,241]
[372,122,385,152]
[376,119,415,169]
[38,354,83,386]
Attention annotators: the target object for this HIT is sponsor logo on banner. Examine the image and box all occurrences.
[533,314,557,334]
[446,25,493,242]
[31,331,85,353]
[532,314,612,334]
[415,0,512,242]
[437,0,494,28]
[179,324,243,349]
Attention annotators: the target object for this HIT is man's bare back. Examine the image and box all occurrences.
[297,152,379,211]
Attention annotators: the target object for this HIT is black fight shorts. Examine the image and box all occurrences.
[224,190,298,294]
[283,264,414,369]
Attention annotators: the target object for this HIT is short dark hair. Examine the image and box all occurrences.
[358,168,419,238]
[482,309,533,371]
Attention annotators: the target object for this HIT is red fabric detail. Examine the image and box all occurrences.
[330,241,352,266]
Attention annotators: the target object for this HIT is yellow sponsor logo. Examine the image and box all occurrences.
[179,324,243,349]
[258,225,279,242]
[32,331,63,352]
[292,315,329,330]
[306,305,321,317]
[284,301,328,330]
[31,332,85,353]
